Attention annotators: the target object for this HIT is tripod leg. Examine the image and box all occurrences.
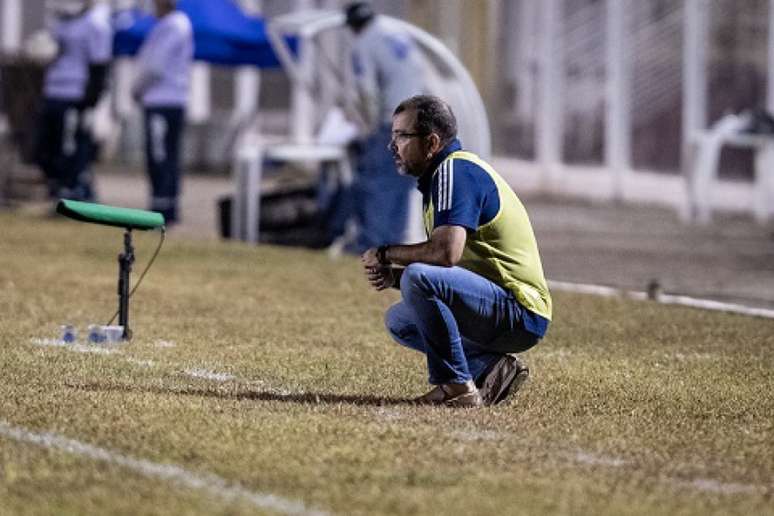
[117,229,135,340]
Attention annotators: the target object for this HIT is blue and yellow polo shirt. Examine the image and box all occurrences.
[417,139,552,337]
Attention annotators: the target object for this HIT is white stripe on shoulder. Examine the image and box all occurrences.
[438,159,454,211]
[436,161,446,212]
[446,158,454,210]
[443,161,449,210]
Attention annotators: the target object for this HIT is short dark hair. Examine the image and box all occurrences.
[344,2,375,32]
[394,95,458,146]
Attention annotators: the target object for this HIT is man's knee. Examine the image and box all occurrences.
[399,262,436,295]
[384,302,417,347]
[384,303,403,337]
[384,302,427,354]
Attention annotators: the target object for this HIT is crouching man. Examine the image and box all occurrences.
[361,95,552,408]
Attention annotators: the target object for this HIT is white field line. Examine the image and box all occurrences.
[449,435,766,497]
[0,421,329,516]
[568,448,770,496]
[184,368,237,382]
[669,352,716,362]
[683,478,763,495]
[573,451,627,467]
[450,430,500,442]
[26,338,768,499]
[30,338,121,354]
[29,337,277,390]
[548,280,774,319]
[125,358,155,368]
[373,407,404,422]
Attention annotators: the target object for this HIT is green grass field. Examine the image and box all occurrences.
[1,211,772,516]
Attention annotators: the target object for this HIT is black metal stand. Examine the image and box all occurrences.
[117,229,135,340]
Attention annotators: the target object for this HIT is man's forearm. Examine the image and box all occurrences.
[383,240,456,267]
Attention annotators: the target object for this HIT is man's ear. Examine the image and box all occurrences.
[427,133,443,154]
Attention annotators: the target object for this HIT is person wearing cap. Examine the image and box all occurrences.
[361,95,552,408]
[131,0,193,224]
[342,1,425,252]
[36,0,112,203]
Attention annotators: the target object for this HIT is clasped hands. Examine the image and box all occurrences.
[361,247,396,291]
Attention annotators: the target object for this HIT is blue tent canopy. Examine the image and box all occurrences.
[112,0,296,68]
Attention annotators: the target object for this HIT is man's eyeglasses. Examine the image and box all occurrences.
[391,131,425,142]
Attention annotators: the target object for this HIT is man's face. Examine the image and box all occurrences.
[389,109,430,177]
[153,0,173,15]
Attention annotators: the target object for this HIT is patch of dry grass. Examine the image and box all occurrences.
[1,212,773,515]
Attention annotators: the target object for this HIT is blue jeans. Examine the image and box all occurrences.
[144,106,185,223]
[385,263,543,385]
[353,125,415,252]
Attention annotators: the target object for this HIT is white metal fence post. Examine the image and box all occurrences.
[769,0,774,115]
[536,0,563,192]
[235,69,260,131]
[759,0,774,223]
[681,0,709,222]
[188,63,211,124]
[605,0,631,200]
[234,0,262,143]
[290,0,316,144]
[1,0,22,54]
[513,0,538,121]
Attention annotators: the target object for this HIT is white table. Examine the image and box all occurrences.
[231,142,353,243]
[683,113,774,224]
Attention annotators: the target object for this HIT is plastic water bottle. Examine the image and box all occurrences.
[87,325,106,344]
[103,325,124,343]
[87,324,124,344]
[61,325,77,344]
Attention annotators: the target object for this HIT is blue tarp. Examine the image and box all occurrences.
[112,0,295,68]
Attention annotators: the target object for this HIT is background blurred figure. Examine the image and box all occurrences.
[131,0,193,224]
[341,1,425,253]
[36,0,112,203]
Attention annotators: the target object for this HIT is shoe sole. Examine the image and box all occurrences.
[444,391,483,408]
[493,368,529,405]
[413,386,483,407]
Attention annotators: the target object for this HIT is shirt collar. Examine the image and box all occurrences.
[417,138,462,193]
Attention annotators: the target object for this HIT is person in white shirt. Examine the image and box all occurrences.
[339,1,425,253]
[37,0,112,202]
[131,0,193,224]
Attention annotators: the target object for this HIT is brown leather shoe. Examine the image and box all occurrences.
[476,354,529,406]
[413,381,483,408]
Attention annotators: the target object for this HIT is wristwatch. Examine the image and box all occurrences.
[376,245,390,265]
